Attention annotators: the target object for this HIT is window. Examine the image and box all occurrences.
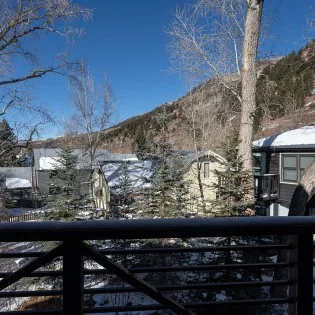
[281,154,315,183]
[282,155,297,182]
[203,162,210,178]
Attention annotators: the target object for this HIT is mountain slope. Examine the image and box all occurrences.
[35,41,315,154]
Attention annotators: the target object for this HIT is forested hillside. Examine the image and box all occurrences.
[35,40,315,154]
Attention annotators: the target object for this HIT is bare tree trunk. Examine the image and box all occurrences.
[190,109,206,212]
[238,0,264,201]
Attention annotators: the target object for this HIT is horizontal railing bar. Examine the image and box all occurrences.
[0,290,62,298]
[0,217,315,241]
[0,271,62,278]
[84,304,166,313]
[84,262,290,274]
[0,244,288,259]
[1,262,287,278]
[0,311,61,315]
[185,298,291,307]
[99,244,289,255]
[84,298,290,313]
[85,280,290,294]
[0,244,287,259]
[0,252,45,258]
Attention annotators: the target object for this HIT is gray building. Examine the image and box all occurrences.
[32,149,137,196]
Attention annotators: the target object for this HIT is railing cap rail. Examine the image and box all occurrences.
[0,217,315,241]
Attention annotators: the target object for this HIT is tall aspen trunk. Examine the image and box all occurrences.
[191,110,206,213]
[238,0,264,202]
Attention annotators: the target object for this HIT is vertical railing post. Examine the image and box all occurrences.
[288,234,313,315]
[267,175,271,199]
[63,239,84,315]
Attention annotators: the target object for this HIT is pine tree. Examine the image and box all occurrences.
[167,155,189,216]
[132,131,154,159]
[48,148,83,217]
[0,173,10,210]
[111,161,134,215]
[146,107,189,218]
[212,134,254,215]
[0,119,19,167]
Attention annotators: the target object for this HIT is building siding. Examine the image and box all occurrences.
[268,153,280,174]
[0,167,33,182]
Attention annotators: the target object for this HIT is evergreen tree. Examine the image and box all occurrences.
[132,130,154,159]
[0,119,19,167]
[0,173,10,210]
[167,155,189,215]
[212,134,253,215]
[146,107,189,218]
[111,161,134,214]
[48,148,83,216]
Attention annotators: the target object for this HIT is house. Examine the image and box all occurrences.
[181,150,227,212]
[0,148,138,208]
[93,159,158,211]
[31,148,137,196]
[252,124,315,216]
[94,150,227,213]
[0,167,34,207]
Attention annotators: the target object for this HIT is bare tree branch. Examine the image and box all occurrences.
[0,0,93,116]
[67,61,115,199]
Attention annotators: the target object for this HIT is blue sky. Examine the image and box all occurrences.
[8,0,315,138]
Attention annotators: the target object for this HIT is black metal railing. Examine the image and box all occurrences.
[0,217,314,314]
[254,174,280,201]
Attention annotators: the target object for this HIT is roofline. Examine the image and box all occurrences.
[198,150,227,164]
[252,145,315,153]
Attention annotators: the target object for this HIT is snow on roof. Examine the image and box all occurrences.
[172,150,227,165]
[6,178,31,189]
[253,125,315,149]
[33,149,138,170]
[101,160,158,192]
[39,157,61,170]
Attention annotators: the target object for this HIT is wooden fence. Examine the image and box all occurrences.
[0,213,40,223]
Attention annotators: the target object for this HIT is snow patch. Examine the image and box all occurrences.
[39,157,61,170]
[6,178,31,189]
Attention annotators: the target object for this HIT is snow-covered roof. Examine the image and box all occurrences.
[39,157,62,170]
[33,149,138,170]
[6,178,31,189]
[253,125,315,150]
[101,160,159,192]
[176,150,227,165]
